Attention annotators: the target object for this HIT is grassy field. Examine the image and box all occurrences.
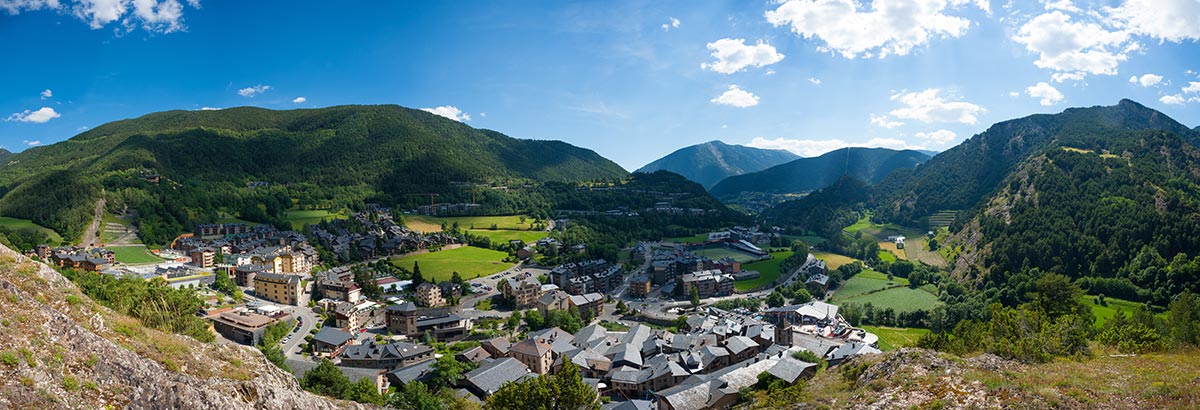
[0,216,63,244]
[108,245,166,264]
[695,246,763,263]
[843,214,874,233]
[1082,295,1165,328]
[283,209,347,230]
[466,229,548,244]
[737,251,794,291]
[406,215,534,233]
[878,250,897,263]
[832,272,901,299]
[665,233,709,243]
[812,251,855,270]
[389,246,514,282]
[832,271,938,314]
[860,325,930,351]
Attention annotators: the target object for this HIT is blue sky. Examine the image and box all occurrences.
[1,0,1198,170]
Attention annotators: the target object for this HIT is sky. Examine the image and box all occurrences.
[1,0,1199,171]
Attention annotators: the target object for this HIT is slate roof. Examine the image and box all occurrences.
[385,359,436,385]
[510,338,553,357]
[386,302,417,313]
[724,335,757,355]
[312,327,353,346]
[766,357,818,384]
[464,358,530,396]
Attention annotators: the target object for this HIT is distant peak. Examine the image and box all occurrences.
[1117,98,1147,111]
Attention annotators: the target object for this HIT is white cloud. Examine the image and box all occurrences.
[747,136,925,157]
[5,107,60,123]
[765,0,985,59]
[479,112,487,118]
[1107,0,1200,43]
[292,96,306,104]
[661,17,680,31]
[889,89,985,124]
[1160,94,1186,105]
[700,38,784,74]
[1128,74,1163,87]
[1008,91,1021,97]
[1012,11,1130,80]
[40,89,52,99]
[1026,82,1065,106]
[198,106,220,111]
[710,85,760,108]
[76,125,90,131]
[765,69,776,75]
[808,77,821,85]
[869,114,904,128]
[1042,0,1080,12]
[915,129,958,145]
[22,140,41,146]
[1184,82,1200,93]
[421,105,471,122]
[237,84,270,97]
[2,0,196,34]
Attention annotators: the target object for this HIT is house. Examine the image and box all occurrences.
[416,283,445,307]
[318,276,362,304]
[189,249,215,268]
[462,357,531,399]
[212,310,290,346]
[500,276,543,309]
[509,338,554,375]
[253,272,301,306]
[339,341,435,369]
[438,281,462,300]
[335,300,383,331]
[567,293,605,318]
[627,274,651,299]
[385,302,418,335]
[455,346,492,364]
[232,264,267,287]
[516,246,534,260]
[677,270,735,298]
[537,290,572,314]
[385,359,437,388]
[481,337,512,357]
[415,312,473,341]
[311,327,354,357]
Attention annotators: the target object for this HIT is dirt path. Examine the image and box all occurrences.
[79,198,105,246]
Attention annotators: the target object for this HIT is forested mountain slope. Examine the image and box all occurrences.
[0,105,628,241]
[709,147,929,197]
[635,140,798,188]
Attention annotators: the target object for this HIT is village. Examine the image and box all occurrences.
[25,209,883,410]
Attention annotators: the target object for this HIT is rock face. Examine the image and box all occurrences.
[0,244,373,409]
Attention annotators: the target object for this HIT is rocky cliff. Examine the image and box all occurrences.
[0,244,372,409]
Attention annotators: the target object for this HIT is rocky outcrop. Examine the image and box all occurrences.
[0,244,373,409]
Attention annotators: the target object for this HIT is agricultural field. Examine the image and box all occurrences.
[831,270,902,299]
[877,250,897,263]
[811,251,855,270]
[927,210,957,228]
[1082,295,1165,328]
[405,215,535,233]
[0,216,63,244]
[466,229,548,244]
[832,270,938,314]
[108,245,167,264]
[736,251,794,291]
[389,246,514,282]
[694,246,763,263]
[283,209,347,230]
[860,325,931,351]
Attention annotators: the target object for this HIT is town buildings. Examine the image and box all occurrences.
[253,272,301,306]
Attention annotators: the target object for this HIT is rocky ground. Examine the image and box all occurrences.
[0,244,373,409]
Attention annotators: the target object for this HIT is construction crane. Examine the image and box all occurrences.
[405,193,439,215]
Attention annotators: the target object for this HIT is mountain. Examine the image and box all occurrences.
[915,149,941,157]
[635,140,799,188]
[708,147,930,197]
[0,105,629,241]
[0,245,367,408]
[860,99,1200,306]
[0,148,11,162]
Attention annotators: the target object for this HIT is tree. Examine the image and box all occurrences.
[451,271,464,286]
[615,300,627,314]
[507,311,522,335]
[413,261,425,287]
[524,310,545,330]
[790,288,812,305]
[485,361,599,410]
[767,291,785,308]
[390,381,444,410]
[342,377,384,405]
[300,359,350,398]
[690,287,700,308]
[1032,273,1085,320]
[890,260,914,278]
[430,355,474,390]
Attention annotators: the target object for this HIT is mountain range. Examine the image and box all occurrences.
[634,140,798,188]
[708,147,931,197]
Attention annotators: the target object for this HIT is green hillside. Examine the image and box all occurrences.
[635,140,799,188]
[708,147,930,197]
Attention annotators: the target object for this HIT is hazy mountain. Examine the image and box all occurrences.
[708,147,930,197]
[635,140,799,188]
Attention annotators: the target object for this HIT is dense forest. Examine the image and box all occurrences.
[709,147,930,197]
[0,105,629,243]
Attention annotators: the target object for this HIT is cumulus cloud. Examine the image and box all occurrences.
[700,38,784,74]
[1107,0,1200,43]
[1128,74,1163,87]
[747,136,925,157]
[1160,94,1186,105]
[421,105,471,122]
[869,114,904,128]
[5,107,60,123]
[888,89,985,124]
[292,96,306,104]
[808,77,821,85]
[0,0,60,14]
[765,0,985,59]
[1184,82,1200,93]
[1042,0,1080,12]
[0,0,200,34]
[1012,11,1131,81]
[661,17,680,31]
[198,106,220,111]
[237,84,270,97]
[22,140,41,146]
[915,129,958,145]
[710,85,760,108]
[1026,82,1065,106]
[40,89,52,99]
